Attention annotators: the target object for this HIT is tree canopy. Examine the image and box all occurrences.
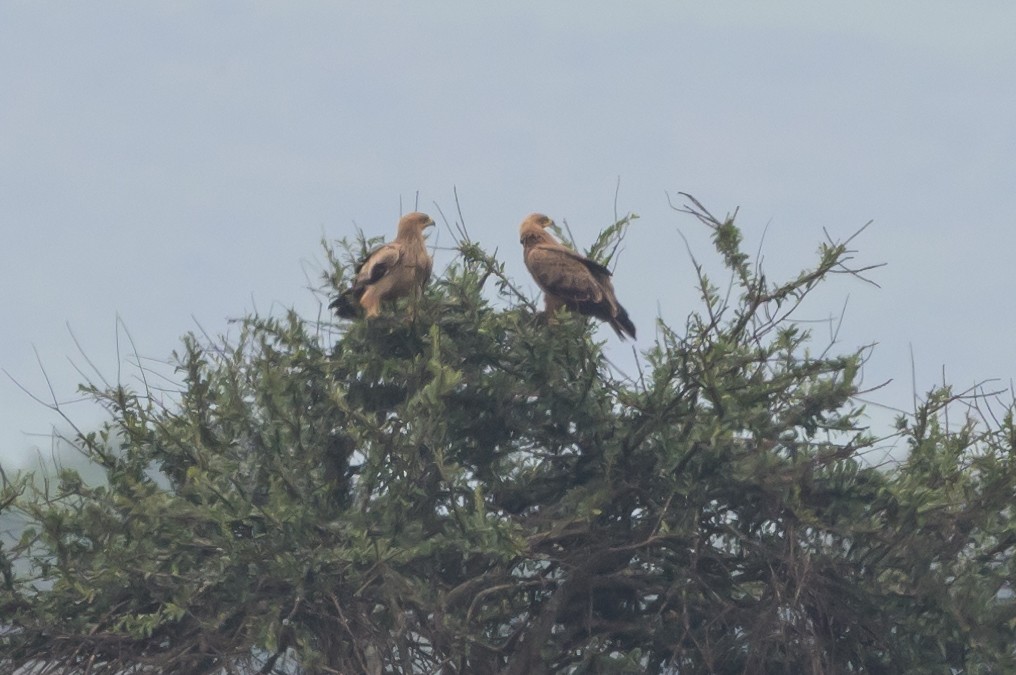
[2,197,1014,674]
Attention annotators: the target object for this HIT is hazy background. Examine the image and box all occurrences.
[3,3,1015,472]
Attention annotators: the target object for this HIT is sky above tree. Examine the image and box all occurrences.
[2,2,1015,470]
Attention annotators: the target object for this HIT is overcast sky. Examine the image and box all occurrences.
[3,3,1015,471]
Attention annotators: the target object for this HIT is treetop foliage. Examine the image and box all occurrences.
[1,196,1014,674]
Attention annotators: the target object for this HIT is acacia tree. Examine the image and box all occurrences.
[1,197,1014,674]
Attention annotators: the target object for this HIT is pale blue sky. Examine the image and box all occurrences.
[3,3,1015,470]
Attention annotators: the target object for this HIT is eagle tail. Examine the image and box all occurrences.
[611,305,637,340]
[329,287,362,319]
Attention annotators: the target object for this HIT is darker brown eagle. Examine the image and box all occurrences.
[330,212,435,319]
[519,212,636,340]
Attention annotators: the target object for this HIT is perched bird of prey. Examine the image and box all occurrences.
[519,212,636,340]
[330,212,435,319]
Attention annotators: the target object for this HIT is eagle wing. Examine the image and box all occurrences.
[525,243,609,304]
[525,242,636,340]
[330,243,405,318]
[355,243,403,290]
